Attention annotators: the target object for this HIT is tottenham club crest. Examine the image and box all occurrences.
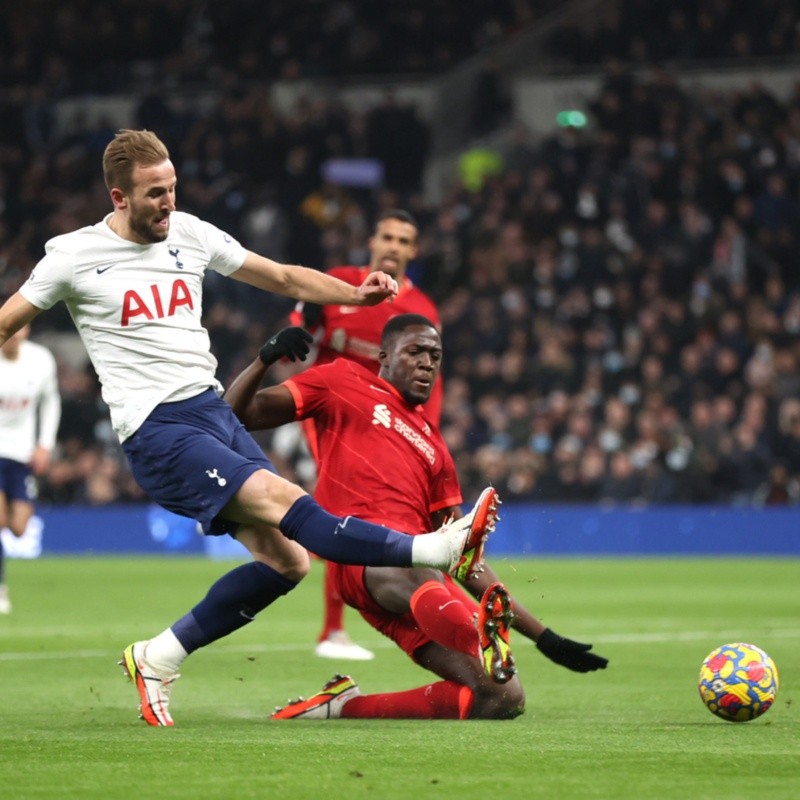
[205,468,227,487]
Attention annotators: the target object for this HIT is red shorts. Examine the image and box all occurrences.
[329,563,479,661]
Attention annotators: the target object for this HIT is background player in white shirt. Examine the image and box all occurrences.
[0,129,494,726]
[0,325,60,614]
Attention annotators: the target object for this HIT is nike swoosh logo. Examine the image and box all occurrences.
[239,609,256,621]
[438,601,458,612]
[369,385,391,395]
[334,516,352,535]
[96,264,117,274]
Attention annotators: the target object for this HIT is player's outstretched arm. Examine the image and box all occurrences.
[0,293,42,348]
[223,327,311,430]
[460,560,609,673]
[232,252,398,306]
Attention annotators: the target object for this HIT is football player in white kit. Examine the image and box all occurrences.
[0,325,61,614]
[0,129,496,726]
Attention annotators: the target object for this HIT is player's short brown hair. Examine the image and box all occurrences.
[102,129,170,193]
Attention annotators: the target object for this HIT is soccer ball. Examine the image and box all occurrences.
[698,642,779,722]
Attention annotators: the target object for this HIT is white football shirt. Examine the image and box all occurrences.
[0,340,61,462]
[19,211,247,442]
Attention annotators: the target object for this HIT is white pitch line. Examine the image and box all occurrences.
[596,628,800,644]
[0,648,110,661]
[0,641,395,662]
[1,629,799,662]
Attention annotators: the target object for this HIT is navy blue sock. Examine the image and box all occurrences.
[279,495,414,566]
[171,561,297,653]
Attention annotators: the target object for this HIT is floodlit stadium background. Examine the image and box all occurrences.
[3,0,800,553]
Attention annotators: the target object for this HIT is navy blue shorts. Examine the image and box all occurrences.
[122,389,276,535]
[0,457,35,502]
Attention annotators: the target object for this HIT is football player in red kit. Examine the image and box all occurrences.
[225,316,608,720]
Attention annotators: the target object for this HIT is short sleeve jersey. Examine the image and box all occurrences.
[284,359,461,533]
[0,340,60,462]
[19,211,247,441]
[291,266,442,423]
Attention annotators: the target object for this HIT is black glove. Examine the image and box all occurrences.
[259,327,313,366]
[536,628,609,673]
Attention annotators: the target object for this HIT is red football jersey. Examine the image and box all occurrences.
[284,359,461,534]
[291,266,442,424]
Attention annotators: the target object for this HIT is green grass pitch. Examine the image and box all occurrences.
[0,556,797,799]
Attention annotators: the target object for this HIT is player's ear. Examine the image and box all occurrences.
[110,187,127,209]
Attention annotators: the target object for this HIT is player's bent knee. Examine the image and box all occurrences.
[260,544,310,583]
[226,469,308,528]
[284,548,311,581]
[470,681,526,720]
[237,526,311,582]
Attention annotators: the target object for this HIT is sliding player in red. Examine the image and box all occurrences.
[225,316,608,720]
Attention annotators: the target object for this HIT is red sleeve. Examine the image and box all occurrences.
[283,364,337,421]
[283,379,306,419]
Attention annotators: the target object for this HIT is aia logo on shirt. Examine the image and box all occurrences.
[121,279,194,326]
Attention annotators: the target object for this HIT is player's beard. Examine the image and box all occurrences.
[129,208,170,243]
[400,385,431,406]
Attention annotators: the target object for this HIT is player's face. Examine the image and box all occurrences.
[380,325,442,406]
[369,219,418,278]
[121,160,177,244]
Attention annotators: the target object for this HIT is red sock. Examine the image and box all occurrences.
[318,560,345,641]
[409,580,479,659]
[341,681,473,719]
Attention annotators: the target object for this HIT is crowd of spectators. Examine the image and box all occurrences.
[420,67,800,506]
[547,0,800,66]
[3,4,800,510]
[1,0,553,94]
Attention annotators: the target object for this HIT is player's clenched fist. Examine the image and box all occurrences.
[355,270,398,305]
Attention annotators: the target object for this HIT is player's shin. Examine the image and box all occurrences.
[166,562,298,664]
[279,496,414,566]
[409,580,480,657]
